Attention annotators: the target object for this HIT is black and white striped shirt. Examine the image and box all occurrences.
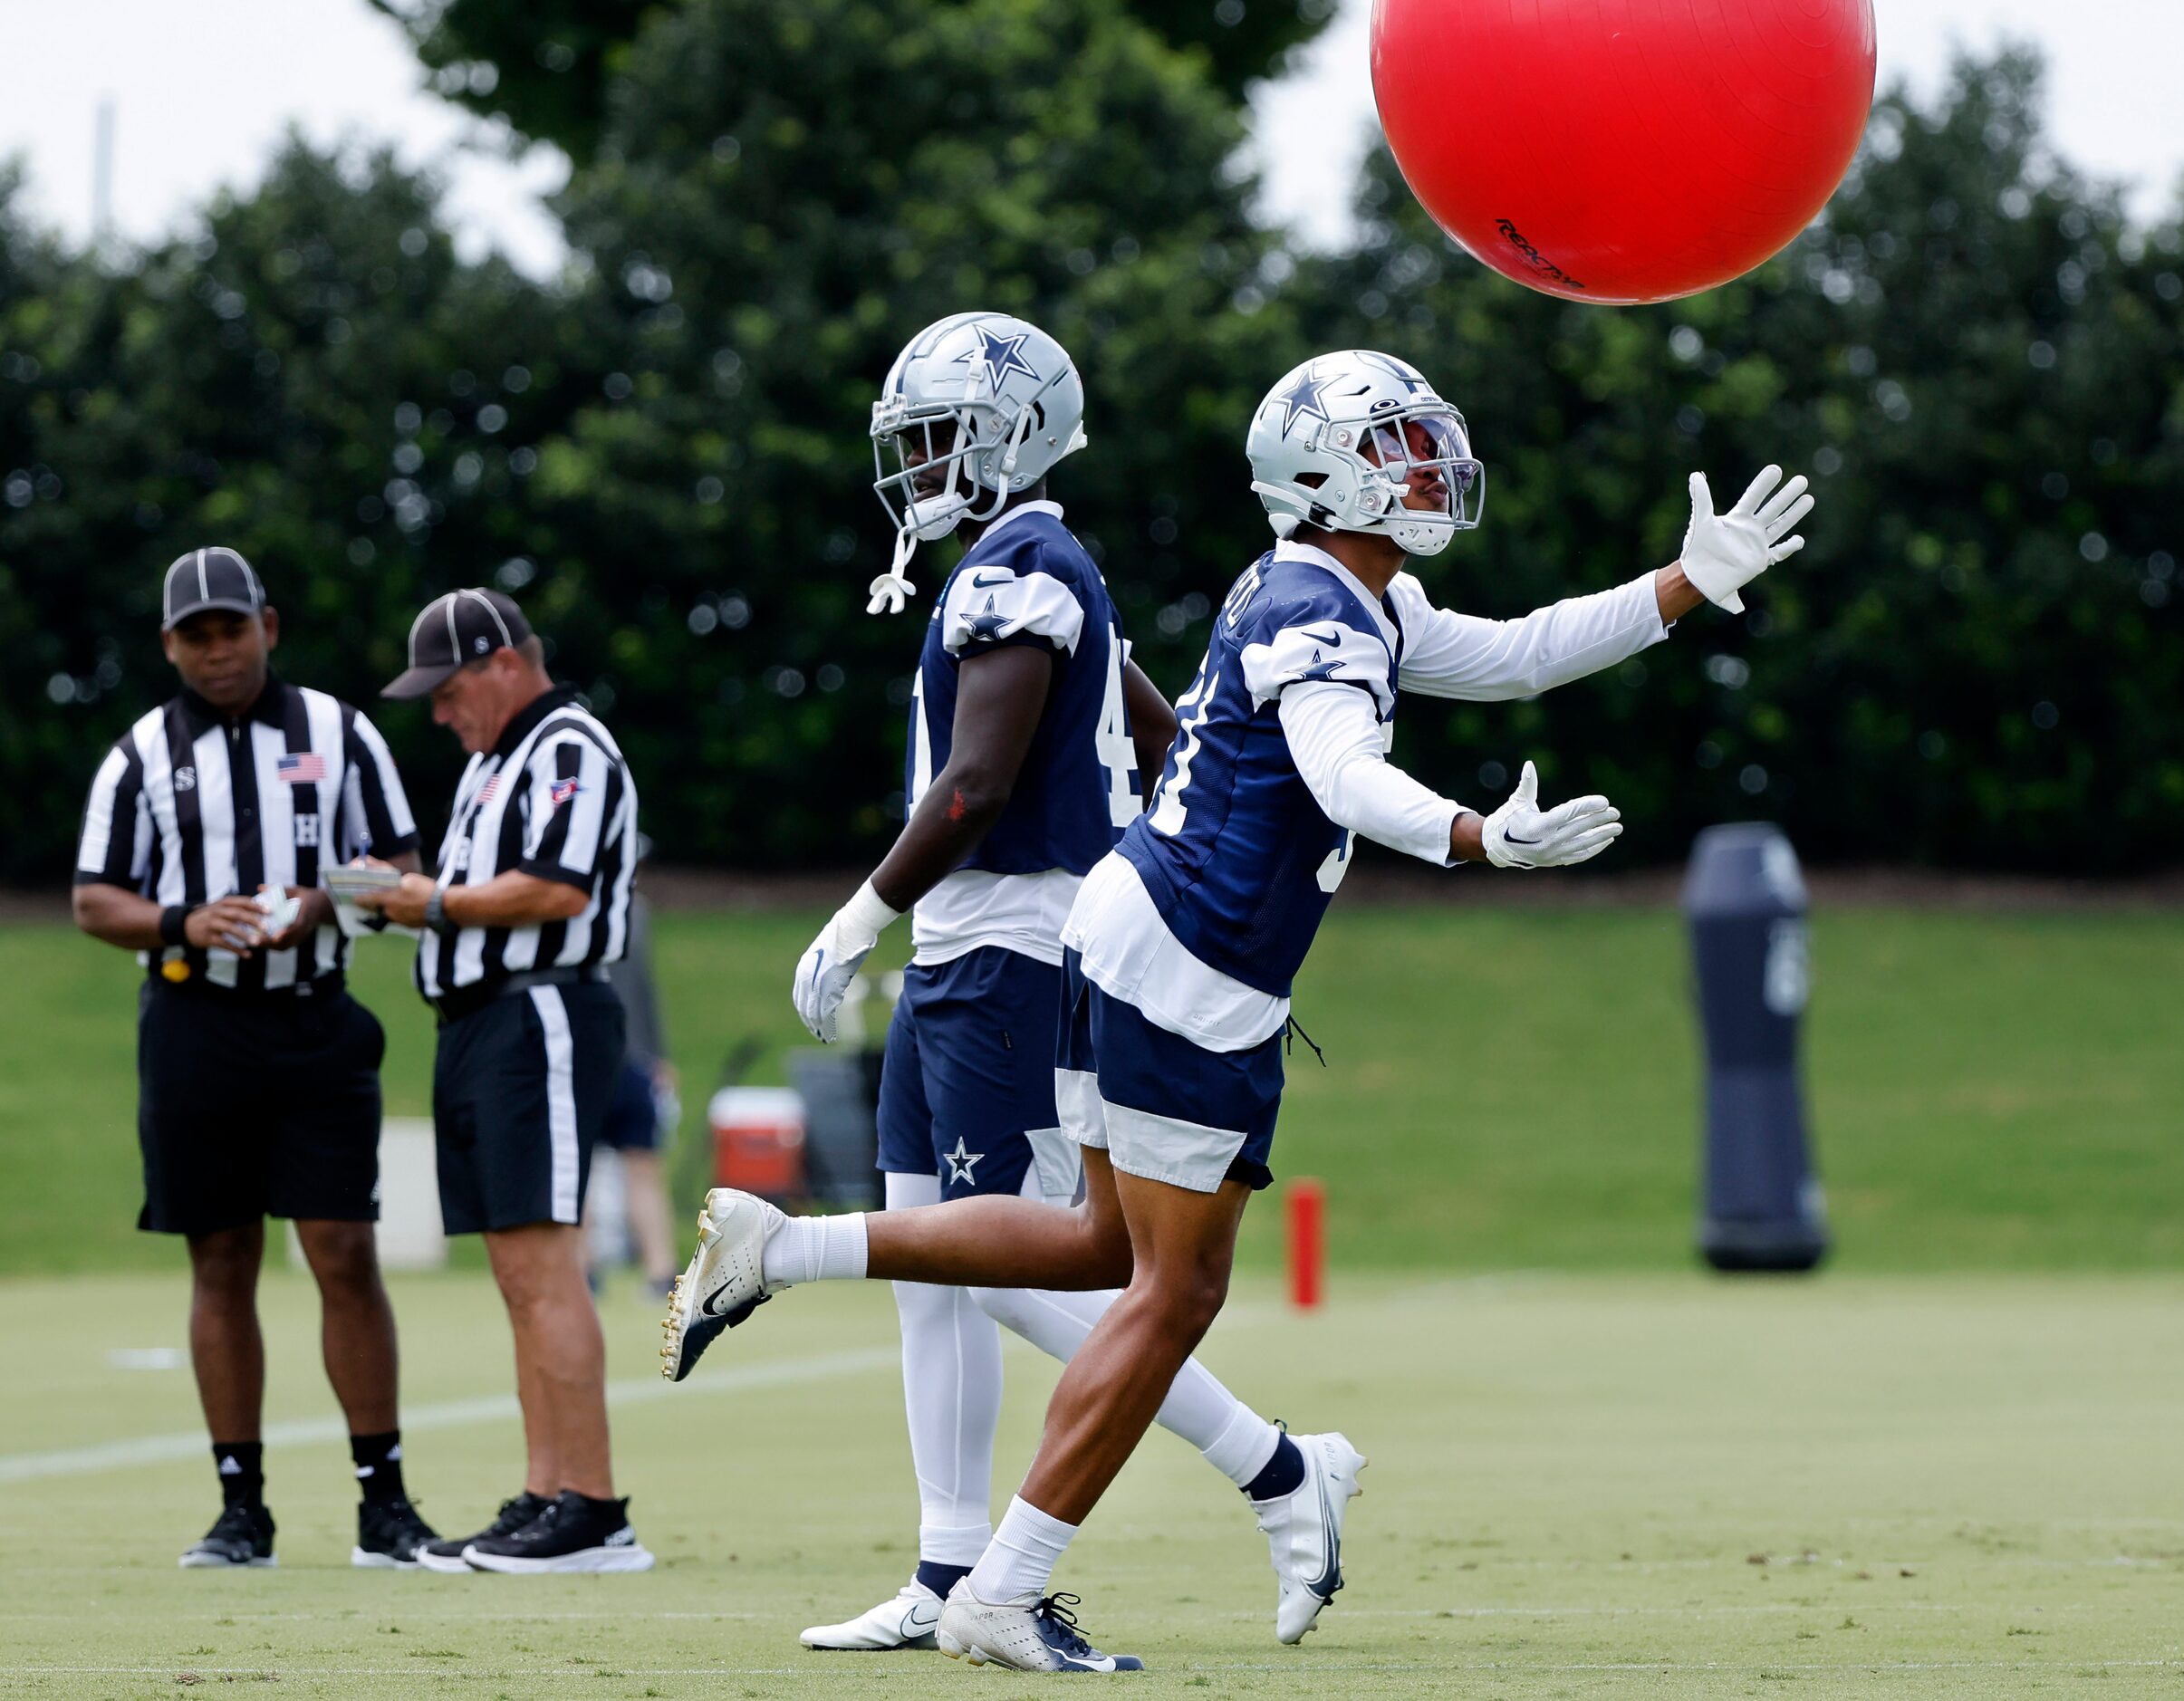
[416,687,639,1000]
[74,675,419,991]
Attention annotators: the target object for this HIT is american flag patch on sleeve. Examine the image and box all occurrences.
[276,753,326,783]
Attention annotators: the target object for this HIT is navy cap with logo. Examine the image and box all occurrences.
[162,547,266,630]
[382,588,535,699]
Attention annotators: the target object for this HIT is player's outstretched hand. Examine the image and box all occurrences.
[1679,464,1814,614]
[1481,761,1622,870]
[791,882,902,1043]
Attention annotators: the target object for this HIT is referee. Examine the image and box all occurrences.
[71,547,439,1570]
[355,588,653,1574]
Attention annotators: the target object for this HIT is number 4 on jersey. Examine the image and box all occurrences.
[1096,622,1140,830]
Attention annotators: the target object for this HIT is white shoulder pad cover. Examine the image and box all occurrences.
[1240,617,1393,715]
[940,567,1086,658]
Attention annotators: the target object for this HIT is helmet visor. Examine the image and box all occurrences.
[1361,410,1485,529]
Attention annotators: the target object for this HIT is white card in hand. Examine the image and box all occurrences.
[255,889,303,935]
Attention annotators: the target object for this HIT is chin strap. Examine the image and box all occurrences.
[866,526,919,617]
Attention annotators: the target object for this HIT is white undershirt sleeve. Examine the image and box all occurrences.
[1392,571,1669,701]
[1278,680,1461,867]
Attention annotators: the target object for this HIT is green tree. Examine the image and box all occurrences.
[369,0,1335,163]
[0,140,595,877]
[529,0,1287,861]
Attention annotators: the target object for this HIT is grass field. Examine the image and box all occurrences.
[3,903,2180,1274]
[3,1270,2182,1697]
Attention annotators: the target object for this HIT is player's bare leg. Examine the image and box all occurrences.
[864,1190,1132,1290]
[485,1224,613,1498]
[1015,1169,1251,1521]
[663,1148,1132,1380]
[185,1225,266,1443]
[293,1219,397,1434]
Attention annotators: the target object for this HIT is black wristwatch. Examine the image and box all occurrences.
[424,889,455,937]
[159,904,197,948]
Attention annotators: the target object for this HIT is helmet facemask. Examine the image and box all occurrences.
[870,399,1026,543]
[1349,409,1486,556]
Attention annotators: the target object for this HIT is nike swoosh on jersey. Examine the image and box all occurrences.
[971,570,1015,587]
[1298,627,1342,646]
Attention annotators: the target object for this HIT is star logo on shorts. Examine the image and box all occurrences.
[943,1137,985,1186]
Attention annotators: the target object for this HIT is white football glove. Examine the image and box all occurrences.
[1679,464,1814,614]
[1480,761,1622,870]
[791,881,902,1043]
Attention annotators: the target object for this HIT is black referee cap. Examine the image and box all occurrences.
[162,547,266,630]
[382,588,535,699]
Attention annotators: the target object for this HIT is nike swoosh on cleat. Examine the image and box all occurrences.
[1304,1470,1343,1600]
[698,1283,744,1318]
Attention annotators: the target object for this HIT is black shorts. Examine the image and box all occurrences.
[432,979,624,1235]
[597,1058,662,1152]
[136,979,386,1235]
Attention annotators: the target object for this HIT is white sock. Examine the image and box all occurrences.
[759,1211,870,1285]
[884,1173,1001,1562]
[968,1494,1077,1605]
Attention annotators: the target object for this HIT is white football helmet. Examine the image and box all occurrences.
[1246,350,1484,556]
[865,312,1088,612]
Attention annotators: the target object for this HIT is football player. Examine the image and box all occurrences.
[667,346,1812,1670]
[666,314,1362,1665]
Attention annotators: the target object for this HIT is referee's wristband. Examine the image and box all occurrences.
[159,904,197,948]
[424,888,456,937]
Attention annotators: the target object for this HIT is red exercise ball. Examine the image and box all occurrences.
[1371,0,1877,305]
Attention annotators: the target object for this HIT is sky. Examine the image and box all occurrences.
[1,0,2179,276]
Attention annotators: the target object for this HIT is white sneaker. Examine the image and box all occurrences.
[800,1580,946,1650]
[936,1582,1144,1672]
[660,1188,786,1382]
[1253,1430,1367,1644]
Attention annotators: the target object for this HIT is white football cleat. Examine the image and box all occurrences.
[1254,1430,1367,1644]
[660,1187,787,1382]
[935,1582,1144,1672]
[801,1580,946,1651]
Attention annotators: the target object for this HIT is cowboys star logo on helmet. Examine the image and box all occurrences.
[1245,349,1486,556]
[864,312,1089,615]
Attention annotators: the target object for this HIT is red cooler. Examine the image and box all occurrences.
[708,1086,806,1199]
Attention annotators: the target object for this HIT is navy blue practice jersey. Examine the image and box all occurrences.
[1116,549,1403,997]
[907,503,1143,878]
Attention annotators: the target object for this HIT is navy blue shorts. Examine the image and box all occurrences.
[1055,948,1281,1194]
[597,1058,661,1151]
[876,947,1079,1202]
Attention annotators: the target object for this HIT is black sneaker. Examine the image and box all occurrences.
[463,1491,655,1573]
[179,1502,276,1569]
[415,1492,551,1575]
[352,1494,441,1569]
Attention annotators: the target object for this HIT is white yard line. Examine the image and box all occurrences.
[0,1346,898,1486]
[14,1659,2183,1677]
